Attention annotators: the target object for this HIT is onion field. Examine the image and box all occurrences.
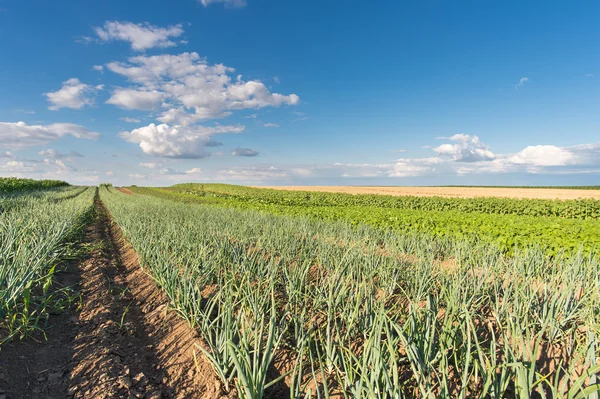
[1,178,599,398]
[0,183,95,343]
[100,185,600,398]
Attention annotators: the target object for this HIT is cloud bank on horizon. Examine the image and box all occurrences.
[1,0,599,186]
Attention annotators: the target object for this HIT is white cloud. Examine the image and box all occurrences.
[263,123,279,128]
[0,155,99,183]
[232,147,259,157]
[107,88,164,111]
[515,77,529,89]
[39,149,84,158]
[45,78,102,110]
[106,52,299,124]
[94,21,184,51]
[508,143,600,167]
[128,173,145,179]
[433,134,495,162]
[0,121,100,148]
[93,65,104,72]
[290,167,312,177]
[200,0,247,8]
[330,158,439,178]
[120,117,141,123]
[185,167,202,174]
[218,166,287,180]
[390,158,441,177]
[47,159,74,171]
[159,167,185,175]
[139,162,158,168]
[119,123,244,158]
[106,171,114,176]
[0,159,39,175]
[508,145,575,166]
[156,107,209,126]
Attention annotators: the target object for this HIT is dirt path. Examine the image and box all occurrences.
[0,194,221,399]
[116,187,134,195]
[255,185,600,200]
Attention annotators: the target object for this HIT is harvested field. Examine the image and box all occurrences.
[255,185,600,200]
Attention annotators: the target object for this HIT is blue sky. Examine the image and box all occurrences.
[1,0,599,186]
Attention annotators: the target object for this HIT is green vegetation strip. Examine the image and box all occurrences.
[0,186,95,343]
[0,177,69,193]
[168,183,600,220]
[101,186,600,398]
[130,185,600,256]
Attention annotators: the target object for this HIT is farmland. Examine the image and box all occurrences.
[1,179,600,398]
[256,185,600,200]
[0,183,94,343]
[130,184,600,256]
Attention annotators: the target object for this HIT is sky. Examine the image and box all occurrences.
[1,0,599,186]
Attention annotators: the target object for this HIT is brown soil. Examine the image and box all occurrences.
[255,186,600,200]
[0,195,224,399]
[116,188,134,195]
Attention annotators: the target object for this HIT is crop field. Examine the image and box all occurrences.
[1,179,599,398]
[0,184,95,344]
[256,186,600,200]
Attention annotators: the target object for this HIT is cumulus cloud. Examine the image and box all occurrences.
[107,88,164,111]
[232,147,259,157]
[45,78,102,110]
[263,123,279,128]
[289,138,599,179]
[200,0,247,8]
[185,167,202,174]
[508,143,600,167]
[105,52,299,125]
[119,123,244,158]
[419,138,600,175]
[0,121,100,148]
[508,145,575,166]
[433,134,495,162]
[94,21,184,51]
